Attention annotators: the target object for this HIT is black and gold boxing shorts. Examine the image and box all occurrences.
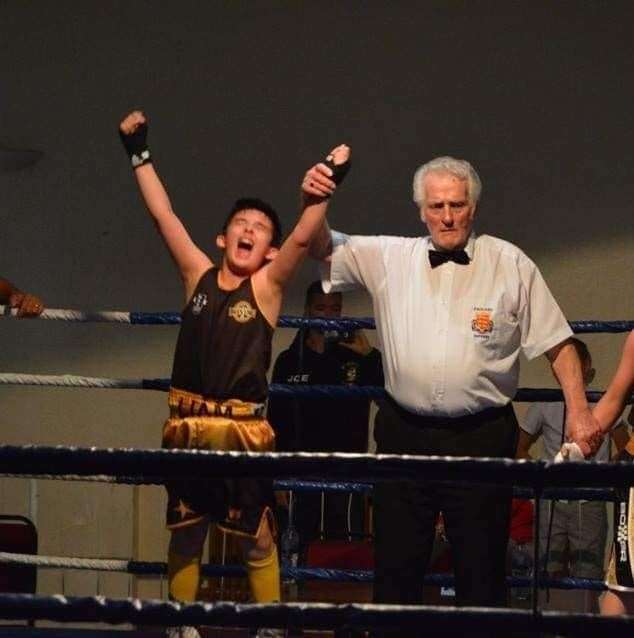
[162,388,275,538]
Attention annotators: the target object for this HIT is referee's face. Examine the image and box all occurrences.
[421,172,476,251]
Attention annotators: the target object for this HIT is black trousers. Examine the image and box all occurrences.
[372,398,518,614]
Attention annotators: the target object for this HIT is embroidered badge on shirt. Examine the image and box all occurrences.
[191,293,208,316]
[471,308,494,337]
[228,300,257,323]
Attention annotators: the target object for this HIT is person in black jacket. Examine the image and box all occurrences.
[268,281,383,547]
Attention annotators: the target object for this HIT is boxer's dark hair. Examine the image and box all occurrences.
[222,197,282,247]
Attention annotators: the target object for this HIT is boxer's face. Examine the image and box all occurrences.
[420,172,475,251]
[216,208,278,275]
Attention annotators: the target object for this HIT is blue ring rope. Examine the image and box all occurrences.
[0,551,608,592]
[1,445,634,488]
[2,306,632,333]
[3,374,632,405]
[107,314,634,333]
[0,594,631,632]
[123,563,609,592]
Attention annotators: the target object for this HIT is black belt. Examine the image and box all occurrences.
[385,394,512,429]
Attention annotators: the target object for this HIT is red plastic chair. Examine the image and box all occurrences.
[0,515,37,594]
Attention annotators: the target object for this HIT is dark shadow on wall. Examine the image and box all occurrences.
[0,1,632,306]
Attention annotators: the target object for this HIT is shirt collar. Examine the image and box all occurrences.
[464,232,476,260]
[426,231,477,259]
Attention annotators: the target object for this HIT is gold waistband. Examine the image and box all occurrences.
[168,387,265,419]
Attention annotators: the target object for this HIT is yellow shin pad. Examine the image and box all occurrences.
[246,544,281,603]
[168,551,201,602]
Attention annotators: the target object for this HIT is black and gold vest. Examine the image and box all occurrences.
[170,268,273,402]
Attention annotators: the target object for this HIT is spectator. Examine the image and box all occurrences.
[518,338,624,610]
[268,281,383,547]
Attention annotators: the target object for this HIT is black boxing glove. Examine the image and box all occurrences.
[324,157,351,186]
[119,123,152,168]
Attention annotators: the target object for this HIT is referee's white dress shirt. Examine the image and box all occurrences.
[321,231,573,417]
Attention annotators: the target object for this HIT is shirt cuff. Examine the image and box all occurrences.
[331,229,350,248]
[320,230,355,293]
[523,325,574,360]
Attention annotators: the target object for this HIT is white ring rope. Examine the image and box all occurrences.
[0,373,145,389]
[1,306,133,323]
[0,551,129,572]
[6,473,136,483]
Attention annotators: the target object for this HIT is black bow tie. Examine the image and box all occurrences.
[428,249,470,268]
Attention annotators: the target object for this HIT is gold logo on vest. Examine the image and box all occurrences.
[228,300,257,323]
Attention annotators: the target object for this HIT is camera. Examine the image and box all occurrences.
[323,329,353,343]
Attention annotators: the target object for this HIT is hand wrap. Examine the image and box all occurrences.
[119,123,152,168]
[324,157,351,185]
[554,442,585,463]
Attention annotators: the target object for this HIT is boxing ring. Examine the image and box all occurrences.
[1,306,633,635]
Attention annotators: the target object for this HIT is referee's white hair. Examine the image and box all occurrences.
[412,156,482,210]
